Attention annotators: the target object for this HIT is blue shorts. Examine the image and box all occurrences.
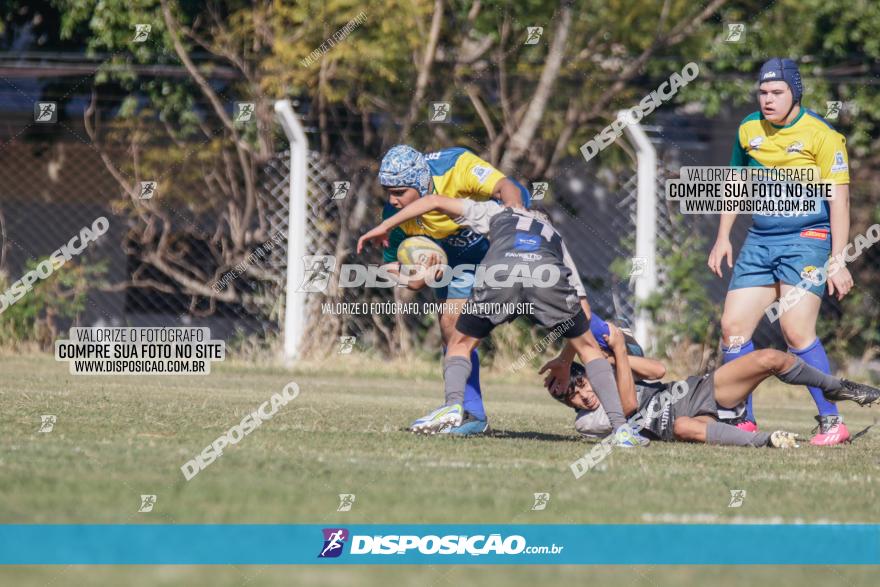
[729,242,829,298]
[436,232,490,300]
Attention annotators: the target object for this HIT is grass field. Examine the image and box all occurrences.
[1,353,878,585]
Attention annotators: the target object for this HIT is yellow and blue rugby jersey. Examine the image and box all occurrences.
[730,108,850,245]
[382,147,506,262]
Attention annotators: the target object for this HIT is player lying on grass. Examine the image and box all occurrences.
[358,195,650,446]
[551,325,880,447]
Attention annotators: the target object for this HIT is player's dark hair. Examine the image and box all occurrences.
[565,362,587,399]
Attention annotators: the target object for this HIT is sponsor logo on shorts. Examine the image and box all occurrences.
[800,229,829,240]
[505,251,543,261]
[443,228,483,249]
[514,232,541,251]
[800,265,822,285]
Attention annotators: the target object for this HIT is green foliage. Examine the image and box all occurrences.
[639,223,719,357]
[819,290,880,367]
[0,259,108,349]
[5,0,878,362]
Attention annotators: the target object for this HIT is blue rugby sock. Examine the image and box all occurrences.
[461,348,486,420]
[722,338,756,422]
[789,338,839,417]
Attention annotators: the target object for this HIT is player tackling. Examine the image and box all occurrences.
[359,195,650,447]
[376,145,529,435]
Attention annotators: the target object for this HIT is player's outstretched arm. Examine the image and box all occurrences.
[601,344,666,380]
[357,195,466,253]
[389,194,465,227]
[626,356,667,380]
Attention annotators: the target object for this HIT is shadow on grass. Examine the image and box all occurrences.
[486,429,580,442]
[395,427,579,442]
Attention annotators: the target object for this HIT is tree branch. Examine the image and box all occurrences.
[499,2,572,173]
[401,0,444,139]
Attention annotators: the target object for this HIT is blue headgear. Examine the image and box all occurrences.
[758,58,803,103]
[378,145,431,196]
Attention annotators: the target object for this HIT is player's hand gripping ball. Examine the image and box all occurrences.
[397,236,448,283]
[396,236,447,267]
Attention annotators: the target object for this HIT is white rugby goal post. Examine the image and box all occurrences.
[274,100,660,359]
[275,99,308,361]
[621,113,658,350]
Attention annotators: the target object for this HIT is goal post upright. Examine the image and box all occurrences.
[621,113,658,350]
[275,99,308,361]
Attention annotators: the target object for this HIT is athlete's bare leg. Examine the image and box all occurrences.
[777,285,822,349]
[720,285,779,348]
[712,349,796,409]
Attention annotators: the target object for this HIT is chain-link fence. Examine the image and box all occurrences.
[1,125,292,345]
[1,111,734,359]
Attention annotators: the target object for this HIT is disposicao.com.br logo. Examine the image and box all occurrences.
[317,528,564,558]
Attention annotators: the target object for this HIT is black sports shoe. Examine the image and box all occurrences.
[823,379,880,407]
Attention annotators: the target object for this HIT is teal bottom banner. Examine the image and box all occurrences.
[1,524,878,564]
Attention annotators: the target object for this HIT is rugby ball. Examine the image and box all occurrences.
[397,236,447,267]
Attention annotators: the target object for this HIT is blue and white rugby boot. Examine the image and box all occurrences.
[442,412,490,436]
[610,425,651,448]
[410,404,463,435]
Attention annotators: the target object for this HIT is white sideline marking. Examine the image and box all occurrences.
[641,513,843,525]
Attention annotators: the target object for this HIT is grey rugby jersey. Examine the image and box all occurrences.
[454,200,586,297]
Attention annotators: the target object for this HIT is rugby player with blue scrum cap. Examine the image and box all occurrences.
[375,144,529,435]
[707,58,855,444]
